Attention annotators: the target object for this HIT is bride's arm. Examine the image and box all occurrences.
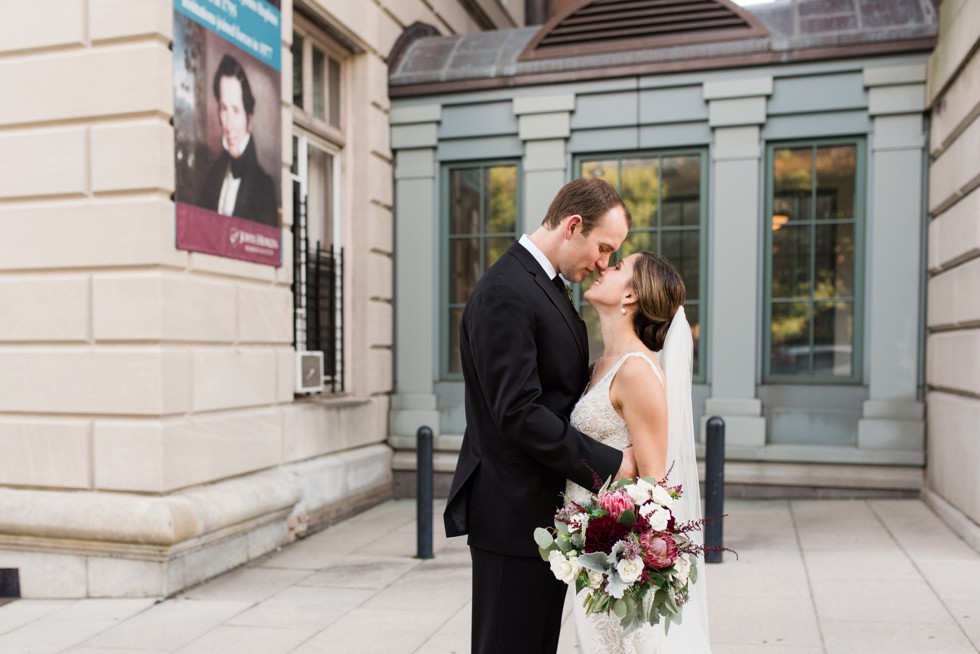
[610,357,668,480]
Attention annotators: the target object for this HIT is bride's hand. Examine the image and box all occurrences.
[614,446,637,481]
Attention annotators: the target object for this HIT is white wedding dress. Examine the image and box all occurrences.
[564,308,712,654]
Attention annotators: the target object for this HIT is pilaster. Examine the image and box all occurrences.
[858,64,927,452]
[514,94,575,231]
[389,105,442,444]
[702,77,772,446]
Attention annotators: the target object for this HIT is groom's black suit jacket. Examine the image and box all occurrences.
[444,242,623,557]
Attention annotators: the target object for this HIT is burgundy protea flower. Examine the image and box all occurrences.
[584,515,630,553]
[641,531,679,569]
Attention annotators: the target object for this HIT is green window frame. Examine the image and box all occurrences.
[763,139,865,384]
[578,151,708,382]
[442,161,521,379]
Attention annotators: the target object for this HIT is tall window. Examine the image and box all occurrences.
[765,141,863,382]
[291,19,347,392]
[580,152,707,380]
[443,163,520,377]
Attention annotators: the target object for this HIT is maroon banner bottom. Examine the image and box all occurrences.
[176,203,282,267]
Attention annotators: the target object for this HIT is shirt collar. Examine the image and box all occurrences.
[519,234,558,280]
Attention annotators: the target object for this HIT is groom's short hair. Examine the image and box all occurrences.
[542,177,632,235]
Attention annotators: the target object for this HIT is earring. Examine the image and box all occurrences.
[620,306,626,315]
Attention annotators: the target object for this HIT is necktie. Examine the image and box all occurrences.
[553,275,570,302]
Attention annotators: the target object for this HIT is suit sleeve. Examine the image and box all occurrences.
[465,280,622,489]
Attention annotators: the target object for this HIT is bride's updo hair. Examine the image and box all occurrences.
[630,252,686,351]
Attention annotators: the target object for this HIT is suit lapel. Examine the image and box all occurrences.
[507,244,589,366]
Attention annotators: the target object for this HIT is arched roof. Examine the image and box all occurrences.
[389,0,937,97]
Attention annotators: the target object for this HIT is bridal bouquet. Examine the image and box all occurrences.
[534,475,705,634]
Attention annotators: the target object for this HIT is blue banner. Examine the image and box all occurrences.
[174,0,281,71]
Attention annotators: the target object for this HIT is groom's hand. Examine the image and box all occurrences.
[614,447,637,481]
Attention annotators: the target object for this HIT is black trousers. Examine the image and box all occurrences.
[470,546,567,654]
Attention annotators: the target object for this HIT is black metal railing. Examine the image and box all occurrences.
[306,243,344,393]
[291,187,344,393]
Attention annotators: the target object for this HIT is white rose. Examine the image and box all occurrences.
[675,553,692,583]
[626,483,649,505]
[588,569,604,589]
[616,556,644,584]
[651,484,674,507]
[549,550,581,585]
[640,504,670,531]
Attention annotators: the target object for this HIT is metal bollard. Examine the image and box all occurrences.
[416,425,434,559]
[704,416,725,563]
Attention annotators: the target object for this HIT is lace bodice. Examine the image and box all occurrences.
[564,352,665,654]
[564,352,662,507]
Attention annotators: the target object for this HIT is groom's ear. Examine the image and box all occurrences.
[563,214,583,239]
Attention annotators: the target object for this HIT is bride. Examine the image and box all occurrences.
[565,251,711,653]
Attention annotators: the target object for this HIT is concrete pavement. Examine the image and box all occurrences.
[0,498,977,653]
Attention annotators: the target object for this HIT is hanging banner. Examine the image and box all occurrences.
[173,0,282,266]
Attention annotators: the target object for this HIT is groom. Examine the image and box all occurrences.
[445,177,634,653]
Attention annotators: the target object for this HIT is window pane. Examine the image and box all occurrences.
[483,237,512,269]
[661,230,699,301]
[581,159,619,189]
[448,307,464,374]
[814,223,855,299]
[771,301,811,375]
[771,224,810,299]
[312,47,325,121]
[620,230,656,259]
[449,238,479,304]
[813,301,853,377]
[485,166,517,233]
[306,145,333,248]
[774,147,812,224]
[815,145,856,220]
[579,301,602,362]
[291,34,304,108]
[450,169,481,235]
[620,158,658,229]
[328,57,341,129]
[662,155,700,227]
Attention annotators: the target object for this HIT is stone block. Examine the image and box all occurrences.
[0,127,86,199]
[858,417,925,450]
[711,125,761,160]
[929,117,980,214]
[0,44,172,126]
[368,347,393,396]
[929,259,980,328]
[0,348,189,416]
[368,104,391,160]
[863,63,927,87]
[368,204,393,258]
[873,114,925,151]
[708,97,766,127]
[87,557,167,598]
[367,299,393,348]
[927,329,980,395]
[280,400,376,462]
[700,414,766,447]
[394,148,436,180]
[190,348,278,412]
[513,94,575,115]
[390,105,441,126]
[367,156,394,208]
[368,251,393,299]
[93,272,238,342]
[237,284,293,344]
[91,120,175,193]
[523,139,565,172]
[0,550,87,598]
[927,268,956,328]
[0,275,89,342]
[90,0,172,42]
[929,48,980,151]
[928,186,980,270]
[188,249,278,283]
[0,417,91,488]
[0,200,187,271]
[93,419,165,492]
[867,83,926,116]
[276,348,295,402]
[703,76,773,100]
[518,112,570,140]
[391,123,438,149]
[0,0,84,54]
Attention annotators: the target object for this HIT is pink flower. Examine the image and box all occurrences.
[641,531,678,569]
[598,489,633,519]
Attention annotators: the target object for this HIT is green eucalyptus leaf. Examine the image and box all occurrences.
[534,528,554,550]
[617,509,636,526]
[612,599,628,619]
